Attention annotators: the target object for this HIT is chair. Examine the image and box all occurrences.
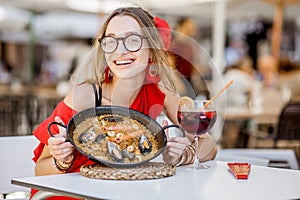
[0,135,39,199]
[249,100,300,148]
[274,100,300,145]
[246,100,300,168]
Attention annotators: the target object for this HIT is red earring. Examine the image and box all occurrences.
[104,67,111,84]
[146,60,160,83]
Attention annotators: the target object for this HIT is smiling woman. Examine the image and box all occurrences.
[31,6,217,200]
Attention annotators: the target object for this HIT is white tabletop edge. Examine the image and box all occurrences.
[11,161,300,200]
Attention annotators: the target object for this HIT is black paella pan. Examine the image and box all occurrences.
[48,106,185,168]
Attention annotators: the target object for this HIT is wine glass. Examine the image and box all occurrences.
[177,99,217,169]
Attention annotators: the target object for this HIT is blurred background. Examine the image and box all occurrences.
[1,0,300,167]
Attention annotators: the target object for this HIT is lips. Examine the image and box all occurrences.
[114,59,134,66]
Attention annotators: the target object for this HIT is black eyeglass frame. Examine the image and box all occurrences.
[98,34,148,54]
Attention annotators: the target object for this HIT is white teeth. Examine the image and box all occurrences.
[115,60,133,65]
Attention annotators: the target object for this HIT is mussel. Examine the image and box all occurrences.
[94,133,106,143]
[107,141,124,162]
[79,127,96,143]
[122,150,135,160]
[101,115,124,123]
[139,134,152,154]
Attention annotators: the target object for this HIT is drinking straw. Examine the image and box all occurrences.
[203,80,234,109]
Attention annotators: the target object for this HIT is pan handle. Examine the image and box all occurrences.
[47,122,69,142]
[162,124,185,137]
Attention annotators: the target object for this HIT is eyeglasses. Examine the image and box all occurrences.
[98,34,147,54]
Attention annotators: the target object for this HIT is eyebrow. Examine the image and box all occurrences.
[105,31,142,37]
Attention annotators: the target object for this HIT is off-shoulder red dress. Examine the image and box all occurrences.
[30,81,165,200]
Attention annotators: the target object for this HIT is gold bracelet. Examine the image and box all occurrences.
[188,145,196,164]
[172,153,183,167]
[175,151,186,167]
[173,143,196,167]
[180,145,196,166]
[183,147,193,165]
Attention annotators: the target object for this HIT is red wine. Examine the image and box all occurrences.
[177,110,217,135]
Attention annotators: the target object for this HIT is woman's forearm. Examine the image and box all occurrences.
[35,156,65,176]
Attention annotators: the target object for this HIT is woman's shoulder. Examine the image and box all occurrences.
[158,83,179,105]
[158,82,178,97]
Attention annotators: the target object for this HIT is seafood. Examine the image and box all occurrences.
[109,130,144,143]
[94,134,106,143]
[122,150,135,160]
[139,134,152,154]
[107,141,124,162]
[104,124,139,132]
[72,114,158,164]
[78,127,96,143]
[99,115,124,123]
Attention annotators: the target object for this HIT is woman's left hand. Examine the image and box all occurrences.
[162,136,190,165]
[161,120,190,165]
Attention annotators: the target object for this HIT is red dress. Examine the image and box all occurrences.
[30,82,165,200]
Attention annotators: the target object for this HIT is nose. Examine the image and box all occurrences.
[115,40,128,54]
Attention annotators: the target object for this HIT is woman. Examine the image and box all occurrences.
[32,7,217,199]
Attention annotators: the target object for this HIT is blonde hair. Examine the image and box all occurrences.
[71,7,176,92]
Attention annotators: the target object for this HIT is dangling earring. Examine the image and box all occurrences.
[146,59,160,83]
[104,66,112,84]
[149,62,157,77]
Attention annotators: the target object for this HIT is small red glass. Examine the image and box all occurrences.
[177,100,217,169]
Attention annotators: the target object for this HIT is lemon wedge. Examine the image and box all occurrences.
[178,96,194,110]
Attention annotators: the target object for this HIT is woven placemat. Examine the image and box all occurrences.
[80,162,176,180]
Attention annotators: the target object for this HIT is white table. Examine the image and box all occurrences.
[12,161,300,200]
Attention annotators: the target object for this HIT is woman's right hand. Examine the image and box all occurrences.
[47,116,74,163]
